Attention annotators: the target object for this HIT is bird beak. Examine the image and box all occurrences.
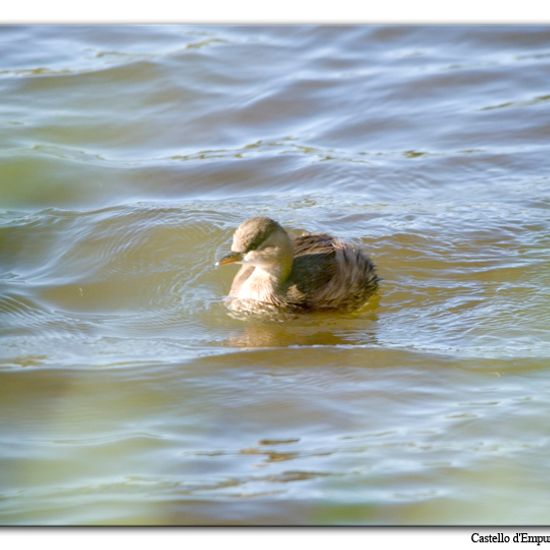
[216,251,243,267]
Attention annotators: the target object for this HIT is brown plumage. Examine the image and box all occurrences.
[217,217,379,315]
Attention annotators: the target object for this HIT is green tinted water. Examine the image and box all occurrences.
[1,24,549,525]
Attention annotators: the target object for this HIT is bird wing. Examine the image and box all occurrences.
[285,234,338,307]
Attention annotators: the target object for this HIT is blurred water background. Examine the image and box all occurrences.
[1,24,549,525]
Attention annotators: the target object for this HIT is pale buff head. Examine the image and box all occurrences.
[217,217,294,279]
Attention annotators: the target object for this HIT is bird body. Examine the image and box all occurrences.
[218,217,378,315]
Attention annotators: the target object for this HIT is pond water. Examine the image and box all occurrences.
[1,24,549,525]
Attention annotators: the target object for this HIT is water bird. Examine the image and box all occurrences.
[217,217,379,315]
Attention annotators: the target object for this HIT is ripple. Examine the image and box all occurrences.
[481,94,550,111]
[0,292,93,338]
[2,24,550,526]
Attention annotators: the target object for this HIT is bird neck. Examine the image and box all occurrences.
[235,264,285,304]
[247,242,294,299]
[267,240,294,286]
[252,255,291,287]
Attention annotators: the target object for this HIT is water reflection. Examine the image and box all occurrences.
[225,304,380,348]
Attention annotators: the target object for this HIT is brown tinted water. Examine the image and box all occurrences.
[1,24,549,525]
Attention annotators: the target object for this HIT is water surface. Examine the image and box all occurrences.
[1,24,550,525]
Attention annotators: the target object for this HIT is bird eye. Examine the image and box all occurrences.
[247,237,268,252]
